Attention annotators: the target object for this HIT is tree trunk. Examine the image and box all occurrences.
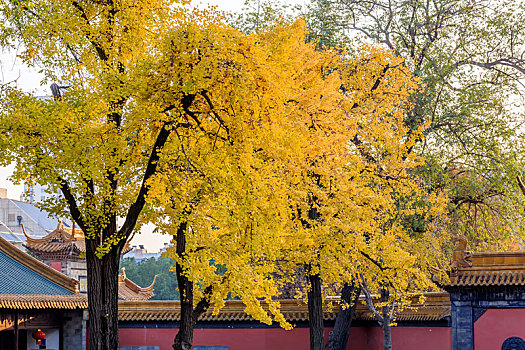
[382,319,392,350]
[307,267,324,350]
[172,220,213,350]
[173,221,194,350]
[381,288,392,350]
[328,282,361,350]
[173,268,194,350]
[86,238,122,350]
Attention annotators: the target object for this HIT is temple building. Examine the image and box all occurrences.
[0,234,87,350]
[117,293,450,350]
[23,220,87,291]
[23,220,157,300]
[116,241,525,350]
[444,244,525,350]
[6,215,525,350]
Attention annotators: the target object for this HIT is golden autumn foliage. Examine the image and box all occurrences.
[142,16,448,330]
[0,0,447,345]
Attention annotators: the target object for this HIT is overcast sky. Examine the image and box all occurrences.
[0,0,306,250]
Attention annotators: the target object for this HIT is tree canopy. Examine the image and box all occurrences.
[305,0,525,249]
[1,1,453,349]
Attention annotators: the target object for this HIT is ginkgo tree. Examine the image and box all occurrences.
[0,1,343,348]
[143,18,345,350]
[0,0,188,348]
[277,45,448,350]
[0,0,448,349]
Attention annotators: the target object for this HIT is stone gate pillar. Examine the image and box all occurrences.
[450,299,473,350]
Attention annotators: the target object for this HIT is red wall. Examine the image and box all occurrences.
[475,308,525,350]
[118,325,449,350]
[364,327,451,350]
[49,261,62,272]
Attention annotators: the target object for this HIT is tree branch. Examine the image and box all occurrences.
[70,0,109,61]
[359,273,384,324]
[118,95,196,238]
[57,175,85,230]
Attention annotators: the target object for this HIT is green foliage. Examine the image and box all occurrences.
[304,0,525,249]
[120,257,180,300]
[303,0,348,49]
[227,0,298,34]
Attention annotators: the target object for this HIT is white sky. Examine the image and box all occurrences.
[0,0,306,251]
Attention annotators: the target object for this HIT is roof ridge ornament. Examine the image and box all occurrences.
[21,223,31,241]
[57,218,64,231]
[120,267,126,281]
[450,236,472,275]
[144,275,158,292]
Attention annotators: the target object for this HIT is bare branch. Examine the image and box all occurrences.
[517,176,525,197]
[57,175,85,230]
[119,96,196,238]
[359,273,384,324]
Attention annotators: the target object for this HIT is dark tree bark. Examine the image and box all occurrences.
[173,221,212,350]
[85,235,123,350]
[173,221,193,350]
[307,266,324,350]
[328,282,361,350]
[381,288,392,350]
[59,113,183,350]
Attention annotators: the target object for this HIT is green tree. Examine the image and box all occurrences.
[306,0,525,248]
[302,0,525,349]
[120,257,180,300]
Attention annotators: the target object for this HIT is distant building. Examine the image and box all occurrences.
[0,220,23,249]
[20,183,63,204]
[123,242,170,262]
[24,220,155,299]
[0,188,72,244]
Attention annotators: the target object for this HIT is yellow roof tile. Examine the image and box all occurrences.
[117,292,450,323]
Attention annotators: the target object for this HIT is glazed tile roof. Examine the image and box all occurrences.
[354,292,450,322]
[449,269,525,287]
[0,250,72,295]
[118,292,450,323]
[118,268,156,301]
[448,249,525,287]
[24,220,85,258]
[0,233,79,295]
[0,294,87,309]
